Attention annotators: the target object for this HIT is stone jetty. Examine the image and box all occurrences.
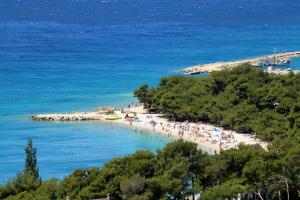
[182,51,300,74]
[32,107,123,121]
[32,112,104,121]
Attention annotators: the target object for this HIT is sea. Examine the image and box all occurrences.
[1,0,300,182]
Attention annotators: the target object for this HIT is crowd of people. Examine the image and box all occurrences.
[116,105,265,152]
[153,119,240,150]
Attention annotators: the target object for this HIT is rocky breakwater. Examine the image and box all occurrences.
[31,106,122,121]
[32,112,104,121]
[182,51,300,74]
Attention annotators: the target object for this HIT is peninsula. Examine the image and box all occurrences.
[32,63,300,153]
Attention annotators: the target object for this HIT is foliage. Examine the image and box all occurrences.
[120,174,145,199]
[201,179,246,200]
[25,138,40,181]
[0,138,41,199]
[1,139,299,200]
[0,172,40,200]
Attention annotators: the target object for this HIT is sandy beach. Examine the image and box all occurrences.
[112,106,268,153]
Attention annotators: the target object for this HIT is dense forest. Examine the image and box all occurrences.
[1,138,299,200]
[134,64,300,141]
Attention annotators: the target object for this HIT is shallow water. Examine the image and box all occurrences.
[1,0,300,182]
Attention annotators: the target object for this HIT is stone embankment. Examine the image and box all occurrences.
[32,112,104,121]
[182,51,300,74]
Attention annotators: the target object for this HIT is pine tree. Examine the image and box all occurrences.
[24,137,40,180]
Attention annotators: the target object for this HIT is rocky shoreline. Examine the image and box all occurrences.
[182,51,300,74]
[31,112,103,121]
[32,106,121,121]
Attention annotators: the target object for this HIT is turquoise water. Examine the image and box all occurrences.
[1,0,300,182]
[0,119,172,182]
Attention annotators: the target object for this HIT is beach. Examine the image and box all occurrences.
[113,106,268,153]
[32,105,268,153]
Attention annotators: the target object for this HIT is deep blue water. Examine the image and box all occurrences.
[1,0,300,182]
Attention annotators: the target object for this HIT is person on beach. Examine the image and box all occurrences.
[150,120,156,131]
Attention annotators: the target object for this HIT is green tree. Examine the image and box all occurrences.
[134,84,151,109]
[120,174,146,199]
[24,138,40,181]
[201,179,246,200]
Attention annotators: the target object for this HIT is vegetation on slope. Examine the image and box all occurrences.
[0,138,299,200]
[134,64,300,141]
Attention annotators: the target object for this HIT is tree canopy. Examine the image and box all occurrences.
[1,139,299,200]
[24,138,40,181]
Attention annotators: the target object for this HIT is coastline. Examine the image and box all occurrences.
[32,106,268,153]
